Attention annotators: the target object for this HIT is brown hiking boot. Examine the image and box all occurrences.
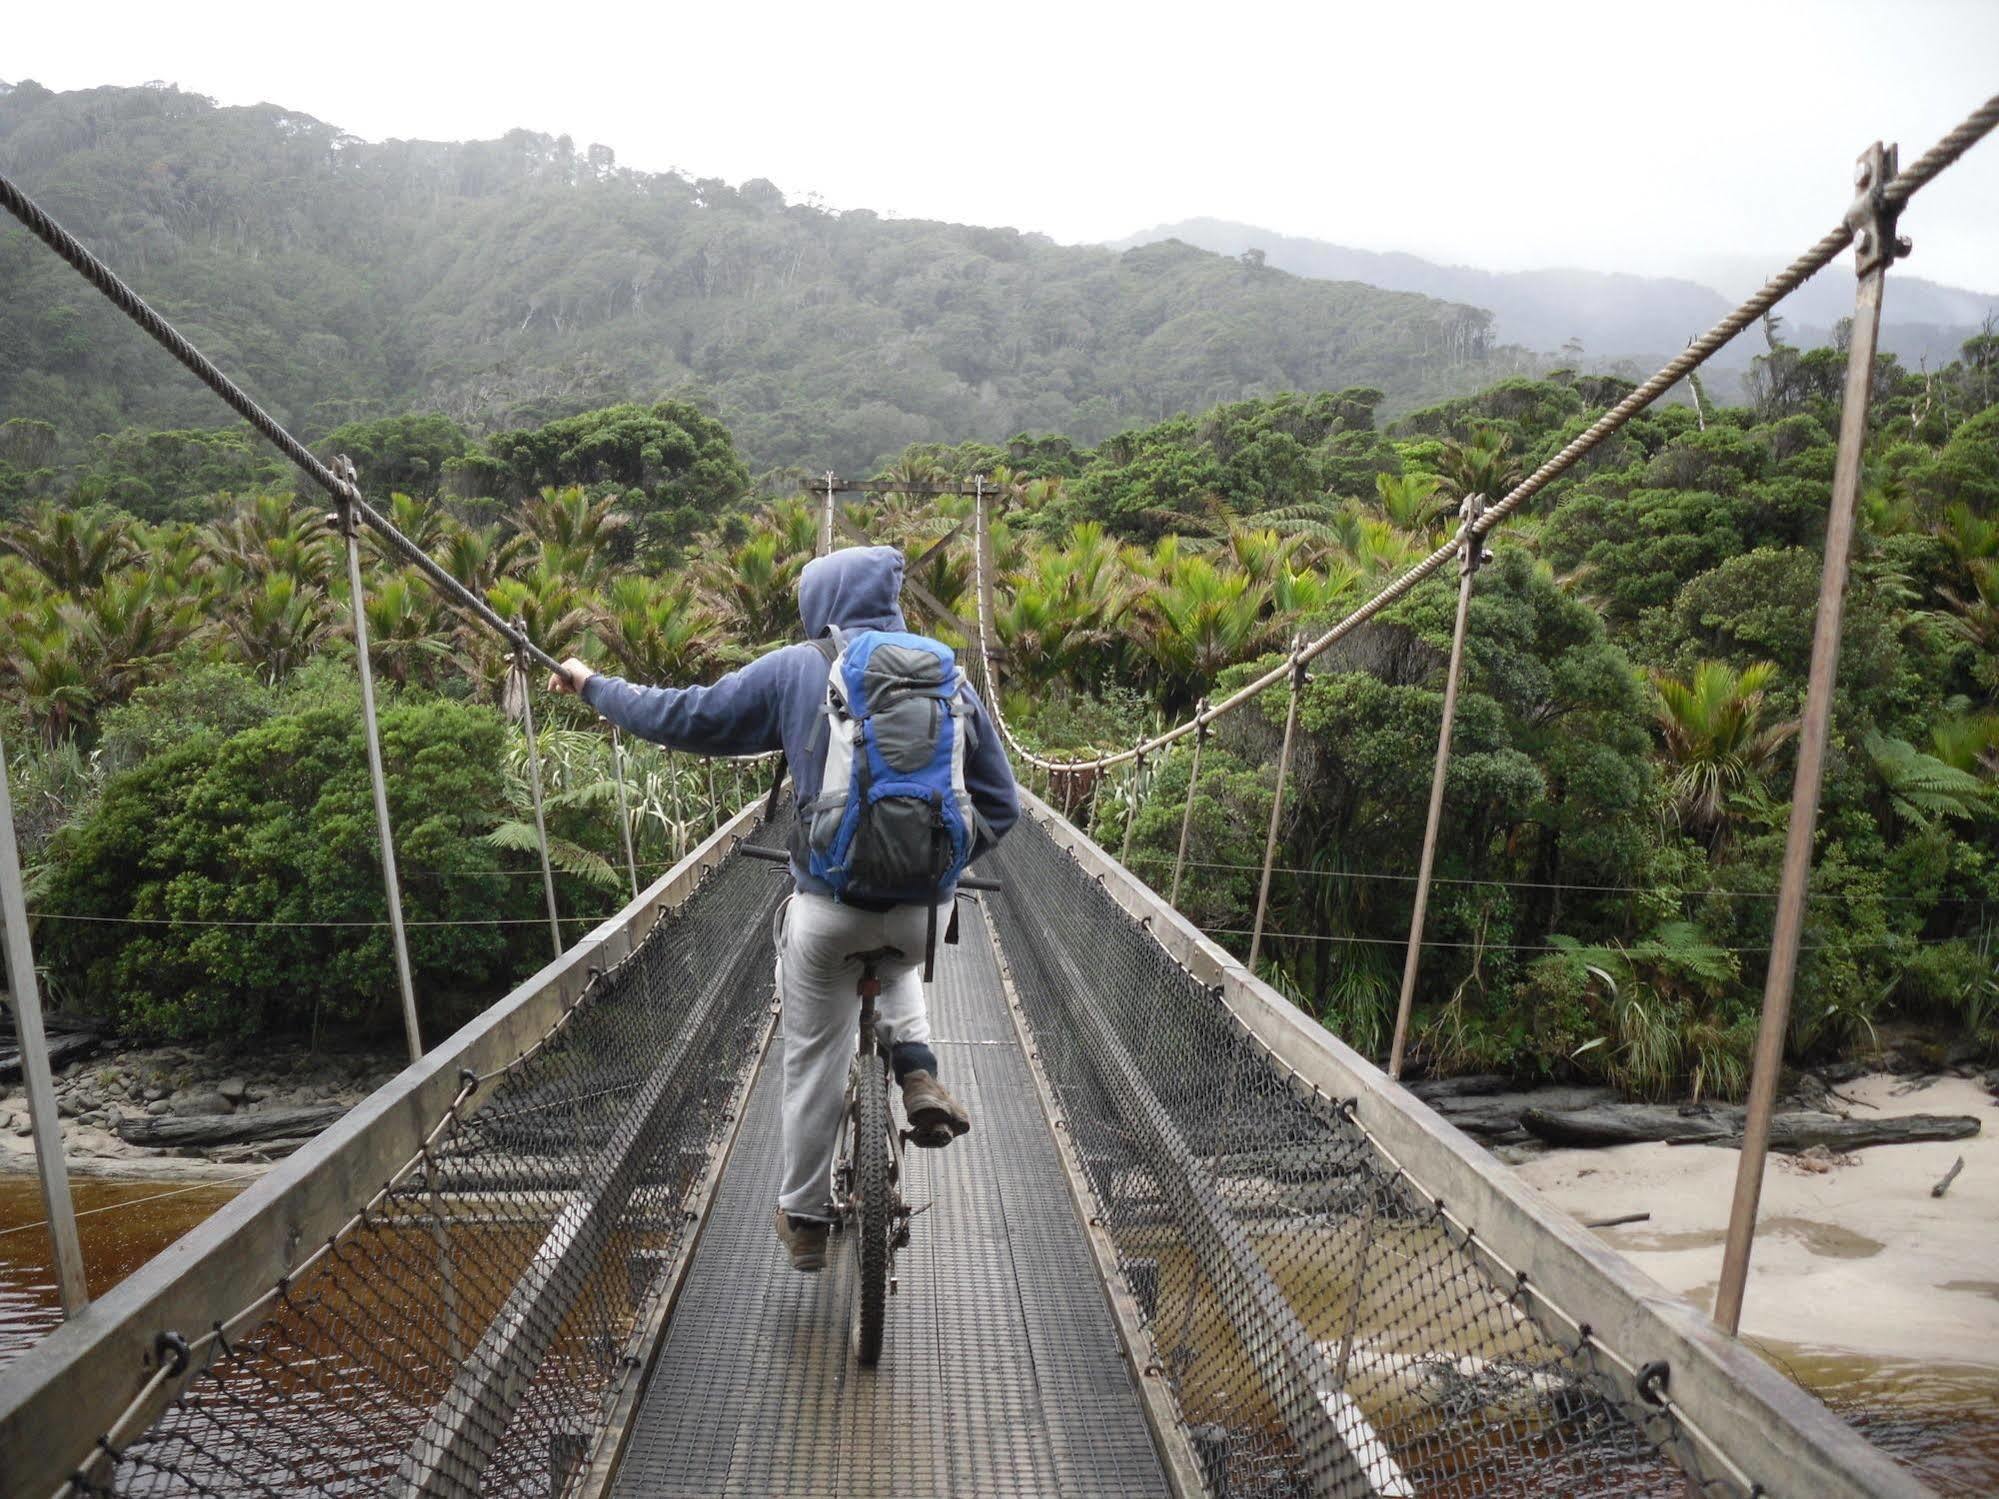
[773,1208,829,1272]
[900,1071,971,1149]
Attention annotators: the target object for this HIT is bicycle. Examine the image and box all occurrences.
[741,842,999,1364]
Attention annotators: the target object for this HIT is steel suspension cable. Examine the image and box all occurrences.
[0,166,783,859]
[1879,94,1999,209]
[974,91,1999,778]
[0,171,559,676]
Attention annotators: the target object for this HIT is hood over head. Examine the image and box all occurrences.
[796,545,907,639]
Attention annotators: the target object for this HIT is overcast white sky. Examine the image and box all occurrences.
[7,1,1997,291]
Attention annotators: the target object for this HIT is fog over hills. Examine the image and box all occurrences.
[1115,217,1997,373]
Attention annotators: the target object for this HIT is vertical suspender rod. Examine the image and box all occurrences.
[1714,141,1906,1337]
[334,471,423,1064]
[1248,642,1307,972]
[1388,494,1487,1081]
[513,621,564,959]
[0,732,88,1314]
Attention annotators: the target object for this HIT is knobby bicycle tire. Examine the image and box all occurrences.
[850,1054,892,1365]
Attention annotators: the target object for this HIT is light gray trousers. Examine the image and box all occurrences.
[774,891,940,1221]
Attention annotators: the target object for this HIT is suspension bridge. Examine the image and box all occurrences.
[0,94,1994,1498]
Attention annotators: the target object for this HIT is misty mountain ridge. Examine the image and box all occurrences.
[0,82,1522,476]
[1114,217,1996,372]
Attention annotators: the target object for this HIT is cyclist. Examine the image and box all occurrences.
[549,543,1019,1272]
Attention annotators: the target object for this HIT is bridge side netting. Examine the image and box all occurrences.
[79,823,788,1499]
[987,815,1706,1499]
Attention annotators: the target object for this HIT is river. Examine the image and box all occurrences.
[0,1171,1992,1494]
[0,1174,243,1367]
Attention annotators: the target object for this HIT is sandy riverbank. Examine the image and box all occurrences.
[1513,1073,1999,1366]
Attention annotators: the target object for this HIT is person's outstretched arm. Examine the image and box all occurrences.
[550,654,785,757]
[960,681,1020,856]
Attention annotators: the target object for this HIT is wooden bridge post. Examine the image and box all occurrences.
[513,617,565,959]
[1168,710,1209,908]
[334,467,424,1063]
[0,730,88,1316]
[1387,493,1488,1080]
[1247,640,1307,972]
[1715,141,1906,1337]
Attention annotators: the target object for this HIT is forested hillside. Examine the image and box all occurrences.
[3,326,1993,1087]
[1,74,1994,1091]
[0,81,1516,476]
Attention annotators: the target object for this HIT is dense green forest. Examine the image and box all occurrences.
[0,81,1523,479]
[3,313,1993,1089]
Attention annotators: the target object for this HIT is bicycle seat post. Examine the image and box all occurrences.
[856,959,881,1043]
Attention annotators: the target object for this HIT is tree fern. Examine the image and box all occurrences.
[480,820,622,890]
[1863,731,1991,825]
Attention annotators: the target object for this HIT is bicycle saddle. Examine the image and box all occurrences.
[848,945,905,965]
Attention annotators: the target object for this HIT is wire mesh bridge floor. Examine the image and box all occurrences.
[609,902,1171,1498]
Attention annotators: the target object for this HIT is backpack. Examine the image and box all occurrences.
[799,628,977,916]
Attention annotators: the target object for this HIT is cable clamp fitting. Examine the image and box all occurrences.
[153,1330,191,1377]
[1636,1359,1671,1407]
[327,455,363,536]
[1848,142,1911,278]
[1456,492,1492,577]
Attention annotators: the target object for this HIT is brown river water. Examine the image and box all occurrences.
[1,1174,1994,1495]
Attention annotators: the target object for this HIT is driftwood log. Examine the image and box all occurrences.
[1932,1156,1966,1198]
[1521,1102,1981,1153]
[1583,1212,1652,1229]
[1740,1112,1981,1153]
[1417,1085,1618,1141]
[116,1104,347,1148]
[0,1030,100,1084]
[1520,1104,1739,1146]
[1406,1074,1514,1102]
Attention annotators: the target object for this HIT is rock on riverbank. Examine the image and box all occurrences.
[0,1043,402,1178]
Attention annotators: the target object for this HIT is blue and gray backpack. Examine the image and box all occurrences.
[800,629,978,921]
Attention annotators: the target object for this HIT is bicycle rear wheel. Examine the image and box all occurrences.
[849,1054,892,1365]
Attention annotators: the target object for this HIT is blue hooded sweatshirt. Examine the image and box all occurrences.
[580,544,1020,899]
